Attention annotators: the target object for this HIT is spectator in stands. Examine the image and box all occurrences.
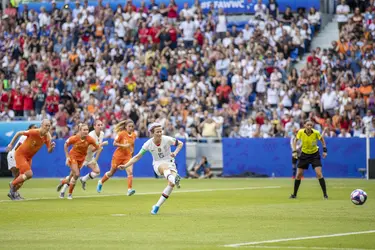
[336,0,350,31]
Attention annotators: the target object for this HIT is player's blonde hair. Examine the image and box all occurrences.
[78,123,88,130]
[114,120,134,133]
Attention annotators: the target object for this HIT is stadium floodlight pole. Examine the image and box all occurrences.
[366,122,370,180]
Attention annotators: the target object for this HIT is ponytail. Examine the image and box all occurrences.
[114,119,134,133]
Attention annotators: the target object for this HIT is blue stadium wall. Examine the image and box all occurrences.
[0,122,369,178]
[222,138,371,178]
[5,138,371,178]
[19,0,320,14]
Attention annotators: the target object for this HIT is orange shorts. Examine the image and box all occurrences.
[67,158,85,169]
[15,154,32,174]
[111,158,131,169]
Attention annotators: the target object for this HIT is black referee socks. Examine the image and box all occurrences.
[293,179,301,196]
[319,178,327,196]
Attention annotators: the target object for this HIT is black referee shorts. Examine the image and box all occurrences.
[297,151,322,169]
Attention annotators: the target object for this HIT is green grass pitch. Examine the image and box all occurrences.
[0,178,374,250]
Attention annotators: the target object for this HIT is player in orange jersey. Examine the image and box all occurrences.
[6,119,55,200]
[63,123,105,199]
[97,120,137,196]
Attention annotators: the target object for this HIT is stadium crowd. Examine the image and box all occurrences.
[0,0,374,139]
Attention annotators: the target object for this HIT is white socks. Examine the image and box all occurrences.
[61,184,68,193]
[163,170,176,185]
[156,185,174,207]
[82,172,99,182]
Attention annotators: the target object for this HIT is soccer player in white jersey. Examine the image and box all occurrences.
[57,120,107,197]
[7,124,37,199]
[119,123,184,215]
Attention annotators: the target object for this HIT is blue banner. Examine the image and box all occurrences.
[222,138,372,178]
[19,0,320,15]
[30,138,187,178]
[0,121,42,151]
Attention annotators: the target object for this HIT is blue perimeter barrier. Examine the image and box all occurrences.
[4,136,371,178]
[30,138,187,178]
[19,0,320,15]
[222,138,373,178]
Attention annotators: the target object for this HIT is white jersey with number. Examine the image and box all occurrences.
[7,135,27,169]
[141,135,177,165]
[85,130,104,162]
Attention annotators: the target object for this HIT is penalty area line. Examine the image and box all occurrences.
[241,246,374,250]
[0,185,281,203]
[223,230,375,248]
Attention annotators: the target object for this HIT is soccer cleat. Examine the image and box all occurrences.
[97,181,102,193]
[175,174,181,189]
[127,189,136,196]
[7,192,15,200]
[56,179,64,192]
[59,192,65,199]
[80,178,86,191]
[289,194,297,199]
[151,205,160,215]
[15,192,24,200]
[67,194,73,200]
[324,195,329,200]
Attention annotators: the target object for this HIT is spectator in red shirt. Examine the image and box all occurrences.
[11,86,24,117]
[0,86,10,112]
[167,23,178,49]
[23,88,34,118]
[138,21,149,46]
[307,50,322,65]
[216,79,232,107]
[167,0,178,23]
[55,104,68,135]
[194,27,204,47]
[45,89,59,115]
[149,22,161,45]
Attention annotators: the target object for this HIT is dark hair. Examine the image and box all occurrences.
[28,124,36,129]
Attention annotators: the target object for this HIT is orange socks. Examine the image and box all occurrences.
[100,174,109,184]
[69,184,75,194]
[128,175,133,189]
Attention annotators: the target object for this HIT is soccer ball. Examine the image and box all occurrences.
[350,189,367,205]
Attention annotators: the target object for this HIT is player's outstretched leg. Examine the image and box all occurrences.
[57,175,71,192]
[67,165,80,199]
[126,166,135,196]
[80,163,100,191]
[290,168,303,199]
[151,184,174,215]
[315,167,328,199]
[97,169,115,193]
[151,166,179,215]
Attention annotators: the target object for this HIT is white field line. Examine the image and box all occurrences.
[224,230,375,248]
[241,246,374,250]
[0,185,281,203]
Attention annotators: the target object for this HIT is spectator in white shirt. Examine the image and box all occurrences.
[336,0,350,31]
[175,127,189,139]
[179,16,196,48]
[321,87,337,116]
[338,129,352,138]
[254,0,267,20]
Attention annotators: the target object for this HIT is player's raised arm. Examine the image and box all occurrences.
[171,139,183,158]
[119,149,145,170]
[6,131,25,152]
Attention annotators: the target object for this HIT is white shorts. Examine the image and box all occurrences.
[7,151,16,170]
[153,161,178,176]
